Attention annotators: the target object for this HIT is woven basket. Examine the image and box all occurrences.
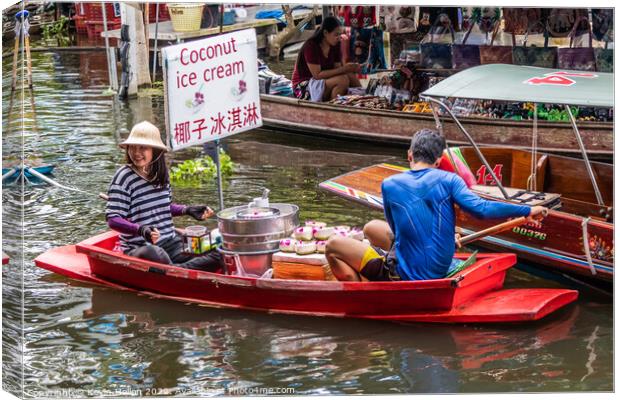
[168,3,204,32]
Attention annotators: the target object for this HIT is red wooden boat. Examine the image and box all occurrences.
[34,231,577,324]
[2,252,9,265]
[318,65,614,288]
[319,161,613,286]
[262,65,613,159]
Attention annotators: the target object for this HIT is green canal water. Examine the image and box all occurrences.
[1,39,613,395]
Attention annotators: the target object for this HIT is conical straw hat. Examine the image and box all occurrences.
[119,121,168,152]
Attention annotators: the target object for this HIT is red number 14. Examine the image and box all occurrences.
[476,164,503,185]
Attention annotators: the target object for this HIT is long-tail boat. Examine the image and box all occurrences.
[260,65,613,158]
[320,65,613,288]
[34,231,577,324]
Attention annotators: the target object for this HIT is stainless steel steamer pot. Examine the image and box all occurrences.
[217,203,299,254]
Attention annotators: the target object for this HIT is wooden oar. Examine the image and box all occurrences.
[459,217,527,247]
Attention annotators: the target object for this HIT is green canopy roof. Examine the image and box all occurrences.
[421,64,613,108]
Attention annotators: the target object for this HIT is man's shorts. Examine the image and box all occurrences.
[359,246,401,281]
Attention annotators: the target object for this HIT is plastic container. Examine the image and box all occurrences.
[223,10,236,26]
[82,2,121,22]
[168,3,204,32]
[183,226,208,255]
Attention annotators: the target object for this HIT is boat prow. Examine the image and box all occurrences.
[34,231,577,324]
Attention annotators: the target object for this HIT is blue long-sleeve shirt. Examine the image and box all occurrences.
[381,168,531,281]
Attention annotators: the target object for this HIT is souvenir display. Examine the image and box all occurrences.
[512,22,557,68]
[557,16,596,71]
[451,24,481,69]
[591,8,614,42]
[546,8,589,37]
[502,8,545,35]
[378,5,417,33]
[336,5,375,28]
[420,13,455,69]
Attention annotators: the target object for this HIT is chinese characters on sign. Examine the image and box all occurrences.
[162,29,262,150]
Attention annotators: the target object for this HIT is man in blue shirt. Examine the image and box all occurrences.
[326,129,547,281]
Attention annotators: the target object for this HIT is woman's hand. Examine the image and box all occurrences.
[343,63,361,73]
[139,225,160,244]
[185,205,214,221]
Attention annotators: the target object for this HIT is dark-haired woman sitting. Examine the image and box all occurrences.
[291,16,361,101]
[105,121,222,272]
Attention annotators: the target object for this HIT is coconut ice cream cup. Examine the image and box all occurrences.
[293,226,314,241]
[305,220,327,229]
[279,238,295,252]
[348,228,364,241]
[295,240,317,255]
[314,226,335,240]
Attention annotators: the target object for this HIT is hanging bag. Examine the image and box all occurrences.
[546,8,589,38]
[502,8,544,35]
[420,14,455,69]
[591,9,613,42]
[479,19,514,64]
[451,23,481,69]
[512,21,558,68]
[594,41,614,73]
[557,16,596,71]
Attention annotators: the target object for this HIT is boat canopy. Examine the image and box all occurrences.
[421,64,613,108]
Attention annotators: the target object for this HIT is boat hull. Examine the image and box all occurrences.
[260,95,613,157]
[319,163,614,284]
[33,231,577,324]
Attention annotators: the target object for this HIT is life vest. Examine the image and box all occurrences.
[438,148,476,188]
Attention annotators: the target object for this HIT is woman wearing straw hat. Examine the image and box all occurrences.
[105,121,222,271]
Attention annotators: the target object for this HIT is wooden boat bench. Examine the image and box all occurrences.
[471,185,562,209]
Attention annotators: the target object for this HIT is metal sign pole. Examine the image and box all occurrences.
[214,140,225,210]
[565,105,604,206]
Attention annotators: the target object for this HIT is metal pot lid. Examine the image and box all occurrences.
[235,207,281,219]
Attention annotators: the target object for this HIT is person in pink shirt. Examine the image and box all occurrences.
[291,16,361,101]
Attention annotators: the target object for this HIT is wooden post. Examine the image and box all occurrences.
[120,2,151,97]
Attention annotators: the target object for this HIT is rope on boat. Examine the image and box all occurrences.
[24,167,99,198]
[528,103,539,191]
[581,216,597,275]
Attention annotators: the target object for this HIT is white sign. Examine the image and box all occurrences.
[161,29,262,151]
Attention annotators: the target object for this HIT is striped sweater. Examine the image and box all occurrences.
[106,166,180,252]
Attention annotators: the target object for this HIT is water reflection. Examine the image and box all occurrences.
[23,283,587,395]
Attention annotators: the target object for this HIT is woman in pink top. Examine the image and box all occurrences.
[291,16,361,101]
